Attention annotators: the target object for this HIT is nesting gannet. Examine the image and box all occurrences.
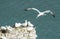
[28,21,34,27]
[6,26,13,31]
[1,26,6,30]
[25,8,55,18]
[22,20,28,27]
[0,36,6,39]
[15,23,22,27]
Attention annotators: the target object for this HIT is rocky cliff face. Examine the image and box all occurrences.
[0,20,37,39]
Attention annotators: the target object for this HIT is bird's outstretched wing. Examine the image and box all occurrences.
[24,8,41,13]
[24,8,32,11]
[43,10,55,18]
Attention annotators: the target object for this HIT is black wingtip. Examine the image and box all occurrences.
[24,9,28,11]
[52,14,55,18]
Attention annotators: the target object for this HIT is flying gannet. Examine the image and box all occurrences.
[25,8,55,18]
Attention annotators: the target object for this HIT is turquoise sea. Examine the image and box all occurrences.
[0,0,60,39]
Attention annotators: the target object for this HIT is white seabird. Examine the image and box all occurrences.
[22,20,28,27]
[6,26,13,31]
[15,23,22,27]
[0,36,6,39]
[28,21,34,27]
[1,26,6,30]
[25,8,55,18]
